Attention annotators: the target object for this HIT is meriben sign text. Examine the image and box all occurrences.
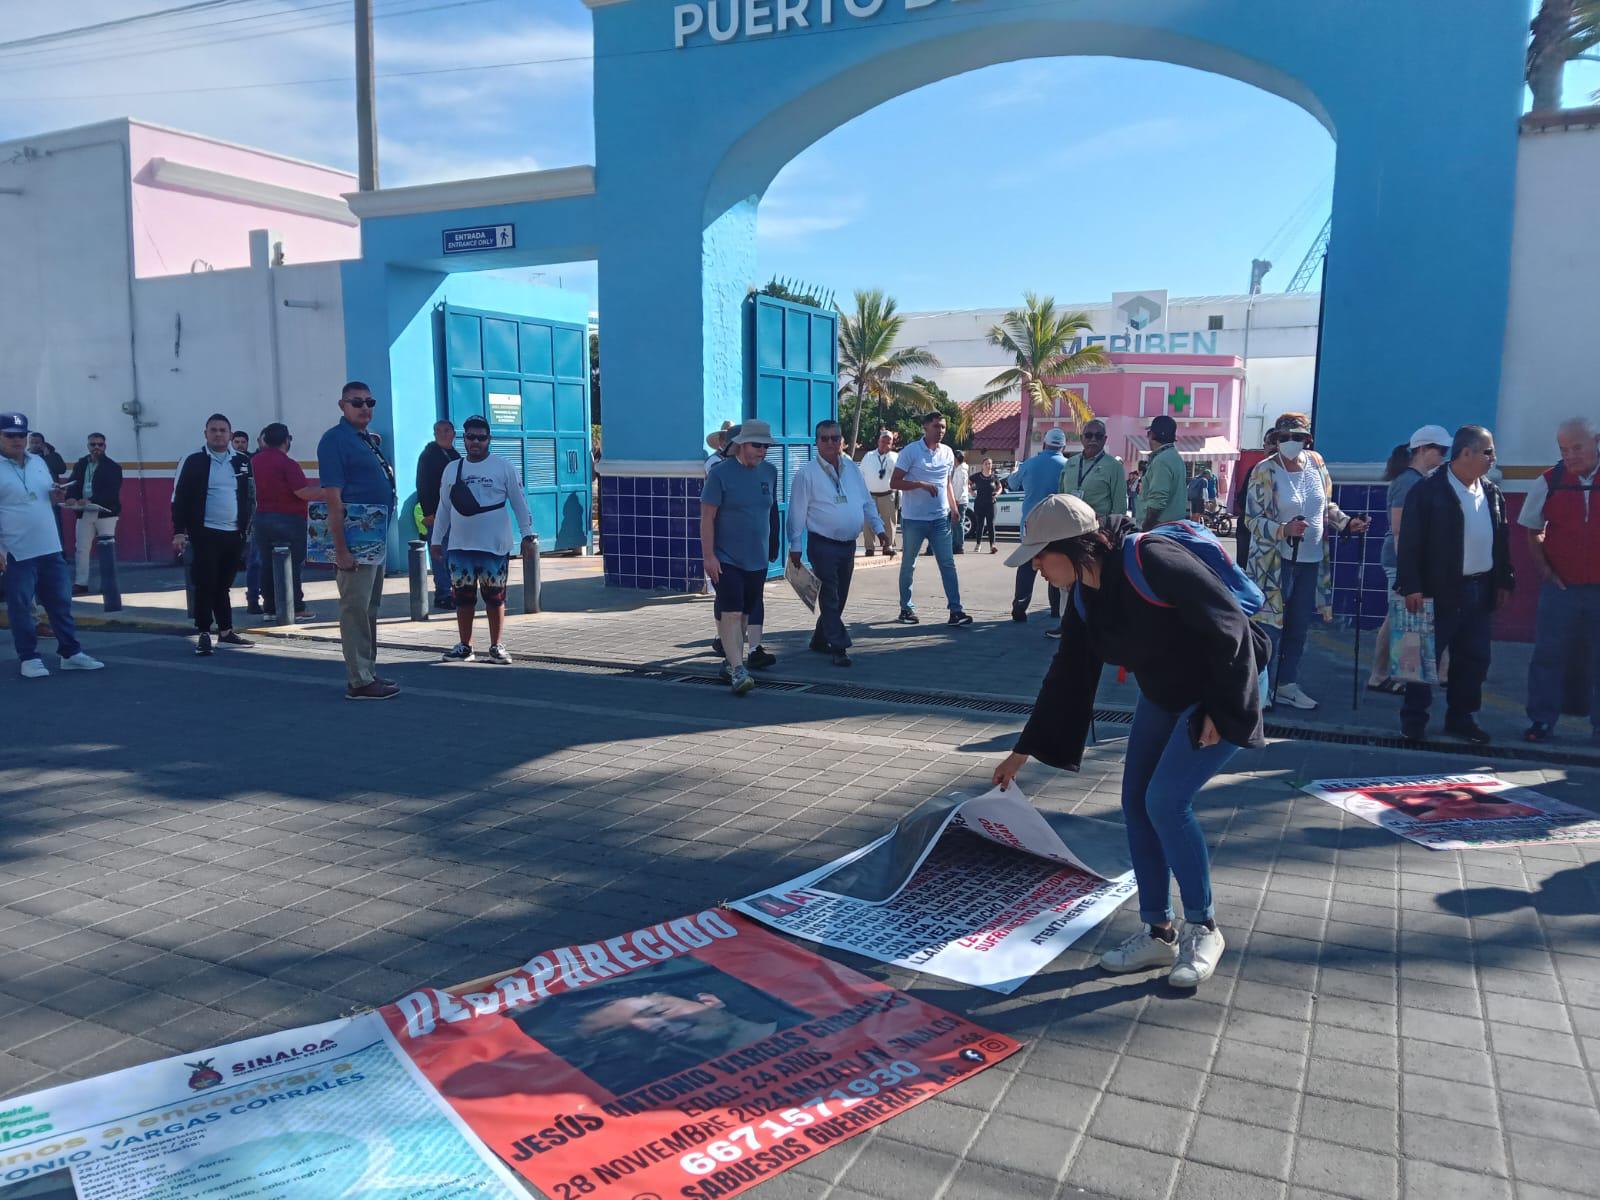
[674,0,972,48]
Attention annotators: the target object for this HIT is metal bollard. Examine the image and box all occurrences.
[521,533,542,614]
[273,545,293,625]
[97,537,121,613]
[408,540,428,621]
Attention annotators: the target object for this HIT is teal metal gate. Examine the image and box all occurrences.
[747,294,838,574]
[440,303,592,551]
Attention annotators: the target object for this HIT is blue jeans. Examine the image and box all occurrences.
[898,517,962,613]
[1528,582,1600,730]
[253,513,307,612]
[5,552,81,661]
[244,540,262,604]
[1265,558,1321,689]
[1122,693,1241,924]
[1403,576,1494,727]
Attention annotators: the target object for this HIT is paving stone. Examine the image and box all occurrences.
[1299,1095,1397,1153]
[1087,1093,1194,1157]
[1401,1160,1512,1200]
[1065,1136,1177,1200]
[1399,1112,1508,1176]
[1188,1114,1292,1180]
[1290,1137,1398,1200]
[1174,1160,1286,1200]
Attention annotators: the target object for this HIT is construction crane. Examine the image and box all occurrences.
[1287,217,1330,292]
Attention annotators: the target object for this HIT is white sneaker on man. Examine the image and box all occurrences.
[1275,682,1318,710]
[59,652,105,671]
[1169,923,1226,988]
[1099,928,1179,973]
[487,644,512,665]
[19,658,48,679]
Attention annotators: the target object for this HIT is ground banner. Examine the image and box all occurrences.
[1303,772,1600,849]
[378,910,1019,1200]
[731,785,1137,993]
[0,1012,523,1200]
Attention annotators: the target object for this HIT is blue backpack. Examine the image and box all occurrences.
[1121,520,1264,616]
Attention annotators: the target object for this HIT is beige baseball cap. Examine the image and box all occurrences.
[1004,494,1100,567]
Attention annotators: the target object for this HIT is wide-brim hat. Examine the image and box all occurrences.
[705,420,733,449]
[1004,495,1099,568]
[731,419,774,446]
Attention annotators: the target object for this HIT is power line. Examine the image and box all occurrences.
[0,1,339,65]
[0,1,266,53]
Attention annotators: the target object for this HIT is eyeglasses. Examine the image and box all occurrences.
[463,432,490,442]
[1478,447,1496,459]
[818,434,843,443]
[746,443,771,451]
[1081,432,1106,441]
[0,432,25,439]
[344,398,376,409]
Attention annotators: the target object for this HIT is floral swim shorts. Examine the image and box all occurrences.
[446,549,509,607]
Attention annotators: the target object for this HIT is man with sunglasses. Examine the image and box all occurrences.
[0,413,104,677]
[1395,424,1514,743]
[1060,420,1128,523]
[431,416,534,664]
[172,414,255,656]
[860,430,898,556]
[788,419,892,667]
[317,381,398,700]
[63,432,123,595]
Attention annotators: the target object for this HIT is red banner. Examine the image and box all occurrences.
[379,910,1019,1200]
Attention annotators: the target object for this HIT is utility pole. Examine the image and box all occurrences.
[355,0,379,190]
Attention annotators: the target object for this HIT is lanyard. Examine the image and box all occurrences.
[5,457,34,497]
[1077,452,1100,488]
[817,457,847,500]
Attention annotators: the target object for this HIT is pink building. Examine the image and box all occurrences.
[1027,352,1245,497]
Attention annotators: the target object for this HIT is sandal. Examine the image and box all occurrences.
[1366,678,1407,695]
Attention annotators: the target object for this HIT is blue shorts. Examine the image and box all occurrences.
[447,549,509,607]
[713,565,766,622]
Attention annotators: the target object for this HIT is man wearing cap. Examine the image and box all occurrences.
[1519,416,1600,744]
[891,412,971,626]
[1008,426,1071,629]
[1060,418,1128,524]
[860,430,899,556]
[788,419,893,667]
[1137,414,1188,529]
[0,413,105,678]
[701,419,781,695]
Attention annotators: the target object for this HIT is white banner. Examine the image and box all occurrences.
[0,1013,524,1200]
[1302,772,1600,850]
[733,786,1135,993]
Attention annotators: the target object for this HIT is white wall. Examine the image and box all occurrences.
[1495,118,1600,469]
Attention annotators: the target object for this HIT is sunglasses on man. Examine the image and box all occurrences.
[463,432,490,442]
[344,397,377,409]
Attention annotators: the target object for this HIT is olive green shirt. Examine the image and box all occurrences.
[1059,451,1129,520]
[1136,442,1188,526]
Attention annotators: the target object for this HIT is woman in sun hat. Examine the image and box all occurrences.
[991,494,1270,988]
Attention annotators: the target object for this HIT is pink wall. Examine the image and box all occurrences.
[127,123,359,277]
[1035,352,1244,496]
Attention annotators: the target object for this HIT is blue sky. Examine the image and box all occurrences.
[3,0,1594,312]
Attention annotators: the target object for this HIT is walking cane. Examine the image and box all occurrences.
[1270,527,1302,710]
[1349,526,1367,711]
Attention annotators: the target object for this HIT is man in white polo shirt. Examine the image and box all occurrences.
[0,412,105,678]
[860,429,898,555]
[789,419,893,667]
[891,411,972,626]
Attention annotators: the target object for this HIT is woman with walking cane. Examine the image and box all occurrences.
[991,495,1270,988]
[1242,413,1367,710]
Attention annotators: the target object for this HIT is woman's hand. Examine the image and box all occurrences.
[1285,517,1309,539]
[992,752,1029,790]
[1197,716,1221,748]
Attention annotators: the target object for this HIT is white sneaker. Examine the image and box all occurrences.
[19,658,48,679]
[442,643,475,662]
[730,665,755,696]
[1100,928,1179,974]
[1169,923,1226,988]
[1275,682,1318,710]
[487,644,512,665]
[59,652,105,671]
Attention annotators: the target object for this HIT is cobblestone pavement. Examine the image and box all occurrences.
[2,632,1598,1199]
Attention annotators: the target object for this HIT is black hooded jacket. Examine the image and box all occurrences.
[1015,517,1270,772]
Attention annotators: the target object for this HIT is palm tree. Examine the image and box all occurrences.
[1528,0,1600,110]
[838,289,940,455]
[973,293,1109,457]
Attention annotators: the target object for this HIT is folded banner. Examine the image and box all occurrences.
[379,910,1018,1200]
[1303,773,1600,849]
[732,785,1137,993]
[0,1013,523,1199]
[1385,595,1439,684]
[306,502,388,565]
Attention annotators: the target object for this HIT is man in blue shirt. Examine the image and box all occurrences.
[1010,427,1070,629]
[890,411,972,626]
[701,419,781,696]
[317,380,398,700]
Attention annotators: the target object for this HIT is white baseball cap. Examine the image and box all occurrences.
[1004,495,1100,567]
[1043,428,1067,449]
[1408,424,1451,451]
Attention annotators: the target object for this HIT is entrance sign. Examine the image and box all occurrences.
[674,0,975,48]
[442,225,515,255]
[379,911,1019,1200]
[0,1014,522,1199]
[734,786,1136,992]
[487,391,522,426]
[1303,773,1600,850]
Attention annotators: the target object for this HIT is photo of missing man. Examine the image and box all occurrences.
[442,955,814,1100]
[1364,785,1541,824]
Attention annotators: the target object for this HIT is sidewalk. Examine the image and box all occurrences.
[1,634,1597,1200]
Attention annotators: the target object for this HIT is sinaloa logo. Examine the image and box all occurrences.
[186,1060,224,1091]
